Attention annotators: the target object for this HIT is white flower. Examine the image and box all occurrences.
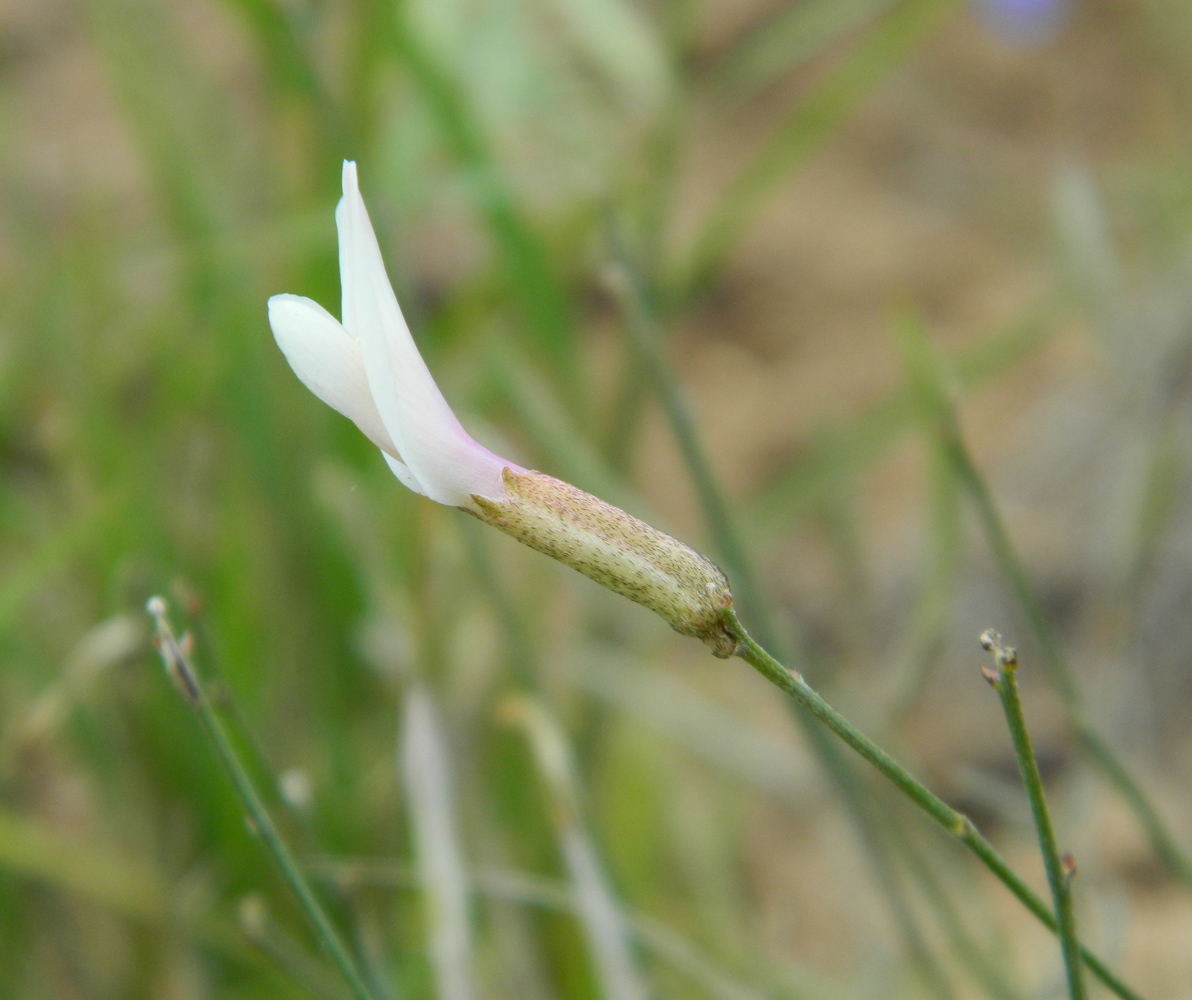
[268,160,519,508]
[269,162,736,656]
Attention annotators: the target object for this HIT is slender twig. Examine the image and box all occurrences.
[721,609,1137,1000]
[145,597,379,1000]
[979,631,1085,1000]
[941,418,1192,893]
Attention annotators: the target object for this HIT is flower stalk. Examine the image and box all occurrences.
[980,630,1085,1000]
[146,598,379,1000]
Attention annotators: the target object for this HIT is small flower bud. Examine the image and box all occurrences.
[238,894,268,938]
[471,469,736,657]
[279,768,313,812]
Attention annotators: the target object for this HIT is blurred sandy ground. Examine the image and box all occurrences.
[4,0,1192,994]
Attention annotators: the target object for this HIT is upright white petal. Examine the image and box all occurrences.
[335,161,513,506]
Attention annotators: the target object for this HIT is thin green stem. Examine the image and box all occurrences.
[145,597,379,1000]
[981,634,1084,1000]
[943,426,1192,893]
[722,609,1139,1000]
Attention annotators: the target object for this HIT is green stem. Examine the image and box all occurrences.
[146,598,379,1000]
[944,428,1192,893]
[982,636,1084,1000]
[722,609,1138,1000]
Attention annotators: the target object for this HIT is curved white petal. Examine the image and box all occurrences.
[268,293,403,461]
[383,450,428,496]
[336,161,513,506]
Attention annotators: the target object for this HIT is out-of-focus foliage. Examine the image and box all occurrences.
[2,0,1192,996]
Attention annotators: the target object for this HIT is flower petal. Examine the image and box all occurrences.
[382,451,428,495]
[268,292,403,462]
[335,161,514,506]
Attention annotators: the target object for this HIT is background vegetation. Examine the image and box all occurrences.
[2,0,1192,996]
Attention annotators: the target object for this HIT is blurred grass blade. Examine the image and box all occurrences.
[712,0,898,100]
[1,615,144,768]
[1051,165,1123,321]
[0,809,362,993]
[880,310,966,712]
[621,912,767,1000]
[399,683,476,1000]
[381,13,577,390]
[85,0,226,267]
[313,858,776,1000]
[86,0,303,516]
[502,697,650,1000]
[565,653,813,805]
[0,808,272,970]
[219,0,345,145]
[887,823,1022,1000]
[498,860,775,1000]
[240,894,355,1000]
[746,304,1052,537]
[884,439,963,715]
[0,806,165,920]
[674,0,957,299]
[0,500,112,640]
[540,0,673,114]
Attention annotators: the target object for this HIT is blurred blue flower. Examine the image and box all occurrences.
[971,0,1071,45]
